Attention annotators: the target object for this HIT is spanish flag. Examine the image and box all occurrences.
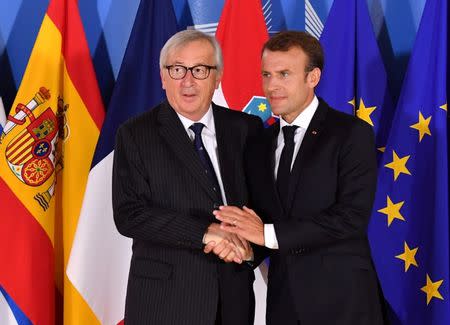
[0,0,104,324]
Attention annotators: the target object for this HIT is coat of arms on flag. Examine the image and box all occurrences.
[2,87,70,210]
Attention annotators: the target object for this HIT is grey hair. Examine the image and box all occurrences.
[159,29,223,73]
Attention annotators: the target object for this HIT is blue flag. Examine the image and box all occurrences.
[315,0,355,115]
[354,0,395,152]
[92,0,179,165]
[316,0,395,152]
[368,0,449,324]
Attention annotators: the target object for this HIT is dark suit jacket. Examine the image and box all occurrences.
[246,98,386,325]
[112,101,262,325]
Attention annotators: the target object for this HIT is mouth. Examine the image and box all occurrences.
[181,93,198,102]
[269,95,286,103]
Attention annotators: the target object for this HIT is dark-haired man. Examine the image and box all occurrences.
[215,31,386,325]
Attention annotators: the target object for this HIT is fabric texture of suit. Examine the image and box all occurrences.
[112,101,262,325]
[246,98,386,325]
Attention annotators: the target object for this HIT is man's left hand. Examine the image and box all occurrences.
[214,206,265,246]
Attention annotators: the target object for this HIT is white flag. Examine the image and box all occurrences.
[0,97,6,130]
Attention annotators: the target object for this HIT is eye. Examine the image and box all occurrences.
[262,72,270,78]
[193,66,205,73]
[281,71,289,78]
[173,66,184,73]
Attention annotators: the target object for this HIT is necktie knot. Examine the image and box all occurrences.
[282,125,298,147]
[190,122,205,136]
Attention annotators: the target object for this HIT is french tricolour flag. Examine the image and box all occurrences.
[66,1,178,323]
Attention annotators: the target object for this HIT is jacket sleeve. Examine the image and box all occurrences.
[274,121,378,252]
[112,124,211,250]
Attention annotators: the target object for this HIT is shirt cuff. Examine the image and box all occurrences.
[264,224,279,249]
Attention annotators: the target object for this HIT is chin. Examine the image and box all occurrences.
[269,107,284,116]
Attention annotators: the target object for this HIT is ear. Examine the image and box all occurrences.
[160,69,166,90]
[308,67,321,88]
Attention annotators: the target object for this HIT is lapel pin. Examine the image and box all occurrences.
[311,130,318,135]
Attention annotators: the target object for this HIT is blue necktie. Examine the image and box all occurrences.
[277,125,298,211]
[189,123,222,203]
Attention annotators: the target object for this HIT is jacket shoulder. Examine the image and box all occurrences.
[118,102,163,133]
[321,100,373,135]
[213,103,264,130]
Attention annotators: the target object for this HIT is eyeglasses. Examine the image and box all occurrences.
[165,64,217,80]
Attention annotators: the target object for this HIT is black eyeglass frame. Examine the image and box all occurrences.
[164,64,217,80]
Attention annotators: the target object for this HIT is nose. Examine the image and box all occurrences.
[264,76,279,92]
[181,70,196,86]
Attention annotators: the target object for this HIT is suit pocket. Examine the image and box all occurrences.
[131,257,173,280]
[318,255,375,313]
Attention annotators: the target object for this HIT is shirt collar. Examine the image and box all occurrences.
[176,105,216,135]
[279,95,319,130]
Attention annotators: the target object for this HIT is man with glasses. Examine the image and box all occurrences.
[112,30,262,325]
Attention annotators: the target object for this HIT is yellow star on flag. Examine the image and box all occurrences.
[348,97,356,114]
[395,241,418,272]
[440,103,447,111]
[385,150,411,181]
[356,98,376,126]
[378,147,386,153]
[421,274,444,305]
[410,111,431,142]
[258,102,267,112]
[378,196,405,226]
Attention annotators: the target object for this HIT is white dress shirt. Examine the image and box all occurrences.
[264,96,319,249]
[176,106,228,205]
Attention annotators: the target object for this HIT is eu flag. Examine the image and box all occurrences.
[368,0,449,324]
[316,0,395,153]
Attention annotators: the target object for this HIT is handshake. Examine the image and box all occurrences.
[202,205,265,264]
[203,222,252,264]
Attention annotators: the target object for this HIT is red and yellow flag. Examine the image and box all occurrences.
[0,0,104,324]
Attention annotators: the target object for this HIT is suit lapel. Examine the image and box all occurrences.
[157,102,219,202]
[268,122,280,180]
[213,104,238,205]
[285,101,328,214]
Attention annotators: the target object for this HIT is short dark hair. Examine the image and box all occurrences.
[262,31,324,72]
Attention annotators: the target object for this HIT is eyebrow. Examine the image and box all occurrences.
[172,61,209,66]
[262,69,291,74]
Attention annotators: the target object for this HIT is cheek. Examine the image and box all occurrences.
[262,79,269,91]
[204,83,217,97]
[165,81,181,94]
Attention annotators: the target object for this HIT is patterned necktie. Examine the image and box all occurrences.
[276,125,298,211]
[189,123,222,203]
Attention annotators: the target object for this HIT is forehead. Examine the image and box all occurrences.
[261,47,307,71]
[166,39,215,64]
